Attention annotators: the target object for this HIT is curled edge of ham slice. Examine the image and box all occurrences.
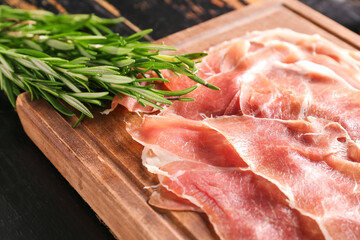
[148,185,203,212]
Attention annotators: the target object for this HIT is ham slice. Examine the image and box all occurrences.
[123,29,360,240]
[129,114,360,239]
[127,114,247,169]
[112,29,360,116]
[238,61,360,140]
[204,115,360,240]
[161,29,360,141]
[161,41,294,119]
[127,115,324,240]
[159,161,323,240]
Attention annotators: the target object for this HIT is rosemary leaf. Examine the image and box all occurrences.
[151,85,197,96]
[60,93,93,118]
[122,85,172,105]
[99,46,133,55]
[3,76,16,107]
[47,39,75,50]
[40,89,75,116]
[68,92,108,99]
[69,66,119,75]
[94,75,134,84]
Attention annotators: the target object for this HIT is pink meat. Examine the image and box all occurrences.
[124,29,360,240]
[161,41,294,119]
[127,115,247,168]
[205,115,360,240]
[161,30,360,141]
[160,161,323,240]
[127,115,324,240]
[238,61,360,140]
[111,95,154,113]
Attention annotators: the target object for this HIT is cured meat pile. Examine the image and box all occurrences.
[121,29,360,240]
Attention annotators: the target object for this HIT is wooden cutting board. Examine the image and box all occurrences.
[16,0,360,239]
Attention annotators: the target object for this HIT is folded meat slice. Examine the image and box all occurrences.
[111,29,360,115]
[128,114,247,169]
[204,115,360,240]
[122,29,360,240]
[127,115,324,240]
[159,161,323,240]
[161,30,360,140]
[160,71,243,120]
[239,61,360,140]
[161,41,294,119]
[243,29,360,80]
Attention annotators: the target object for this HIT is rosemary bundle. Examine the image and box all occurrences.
[0,5,217,124]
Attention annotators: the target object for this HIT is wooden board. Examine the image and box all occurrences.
[15,0,360,239]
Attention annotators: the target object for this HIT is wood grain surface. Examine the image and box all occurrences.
[15,0,360,239]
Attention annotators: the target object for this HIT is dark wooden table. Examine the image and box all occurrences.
[0,0,359,239]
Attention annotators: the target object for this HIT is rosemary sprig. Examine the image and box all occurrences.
[0,5,218,122]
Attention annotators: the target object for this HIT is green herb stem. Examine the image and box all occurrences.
[0,5,213,123]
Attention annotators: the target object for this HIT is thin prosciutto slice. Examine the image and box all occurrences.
[161,41,295,119]
[238,61,360,140]
[159,161,322,240]
[127,115,324,240]
[204,115,360,240]
[113,29,360,116]
[122,29,360,240]
[161,29,360,141]
[129,114,360,239]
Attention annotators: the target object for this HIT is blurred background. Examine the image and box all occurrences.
[0,0,359,240]
[0,0,358,39]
